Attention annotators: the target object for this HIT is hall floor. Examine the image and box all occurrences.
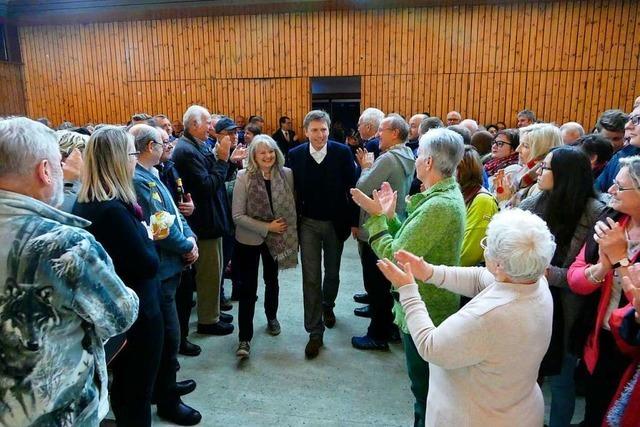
[153,238,584,426]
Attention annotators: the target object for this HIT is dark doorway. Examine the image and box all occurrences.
[311,76,360,143]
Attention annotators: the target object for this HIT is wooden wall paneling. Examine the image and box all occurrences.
[319,12,327,76]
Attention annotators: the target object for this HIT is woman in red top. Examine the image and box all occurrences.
[568,156,640,426]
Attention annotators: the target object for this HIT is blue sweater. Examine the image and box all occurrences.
[595,144,640,192]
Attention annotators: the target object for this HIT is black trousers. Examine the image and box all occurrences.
[110,284,163,427]
[582,329,631,426]
[358,240,394,341]
[175,267,195,343]
[235,241,279,342]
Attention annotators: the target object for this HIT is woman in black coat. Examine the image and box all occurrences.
[73,126,162,427]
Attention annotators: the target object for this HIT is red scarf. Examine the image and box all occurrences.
[484,152,519,177]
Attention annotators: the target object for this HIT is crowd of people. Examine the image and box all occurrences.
[1,96,640,427]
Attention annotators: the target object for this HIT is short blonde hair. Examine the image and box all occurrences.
[77,126,137,204]
[245,135,285,174]
[519,123,563,161]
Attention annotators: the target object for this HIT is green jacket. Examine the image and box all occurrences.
[364,177,466,332]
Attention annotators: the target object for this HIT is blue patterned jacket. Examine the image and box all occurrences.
[0,190,139,426]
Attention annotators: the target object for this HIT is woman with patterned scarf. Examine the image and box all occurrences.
[492,123,563,209]
[483,128,520,176]
[231,134,298,358]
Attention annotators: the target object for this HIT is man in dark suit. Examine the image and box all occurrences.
[287,110,357,359]
[272,116,298,158]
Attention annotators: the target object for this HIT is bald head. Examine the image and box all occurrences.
[560,122,585,144]
[446,111,462,126]
[409,114,427,141]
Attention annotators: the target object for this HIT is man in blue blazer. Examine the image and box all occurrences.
[287,110,357,358]
[130,124,202,425]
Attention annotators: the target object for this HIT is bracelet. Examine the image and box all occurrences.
[587,266,605,284]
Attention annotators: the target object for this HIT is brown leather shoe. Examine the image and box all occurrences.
[323,307,336,328]
[305,335,323,359]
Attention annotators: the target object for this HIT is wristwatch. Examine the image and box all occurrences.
[612,257,631,269]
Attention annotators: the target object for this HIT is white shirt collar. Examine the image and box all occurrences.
[309,142,328,164]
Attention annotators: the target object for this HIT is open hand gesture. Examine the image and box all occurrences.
[377,182,397,219]
[394,250,433,282]
[377,258,415,289]
[355,147,372,169]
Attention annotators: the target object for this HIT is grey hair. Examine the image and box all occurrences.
[418,128,465,177]
[182,105,210,129]
[518,109,537,122]
[359,108,385,129]
[129,124,161,152]
[460,119,478,135]
[560,122,585,136]
[419,117,444,135]
[484,209,556,282]
[384,113,410,141]
[245,134,285,174]
[303,110,331,130]
[619,155,640,192]
[0,117,59,177]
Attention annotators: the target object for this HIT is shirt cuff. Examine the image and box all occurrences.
[429,265,446,287]
[397,283,420,303]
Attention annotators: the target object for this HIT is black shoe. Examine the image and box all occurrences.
[176,379,196,396]
[157,400,202,426]
[389,327,401,343]
[220,297,233,311]
[305,335,323,359]
[219,312,233,323]
[353,292,370,304]
[179,340,201,357]
[197,321,234,335]
[351,335,389,351]
[323,307,336,328]
[354,305,371,318]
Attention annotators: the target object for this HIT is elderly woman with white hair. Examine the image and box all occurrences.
[351,127,466,426]
[232,134,298,358]
[377,209,555,427]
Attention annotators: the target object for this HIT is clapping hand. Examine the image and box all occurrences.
[62,148,83,182]
[216,136,232,161]
[595,217,628,263]
[377,182,397,219]
[350,187,383,216]
[394,250,433,282]
[355,147,372,169]
[230,144,248,164]
[622,264,640,323]
[377,258,415,289]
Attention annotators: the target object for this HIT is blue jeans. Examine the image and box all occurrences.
[548,353,578,427]
[154,273,181,406]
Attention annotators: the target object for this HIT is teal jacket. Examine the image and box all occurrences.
[133,164,195,281]
[364,177,466,332]
[0,190,138,425]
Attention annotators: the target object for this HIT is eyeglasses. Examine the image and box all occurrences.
[540,163,552,172]
[480,236,488,250]
[611,180,640,192]
[491,140,512,147]
[629,115,640,126]
[128,151,140,158]
[378,127,393,133]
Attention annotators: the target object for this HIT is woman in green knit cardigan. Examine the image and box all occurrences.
[351,128,467,427]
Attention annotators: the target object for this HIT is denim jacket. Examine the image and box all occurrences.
[133,164,195,280]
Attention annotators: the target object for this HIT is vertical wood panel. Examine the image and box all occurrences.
[14,2,640,130]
